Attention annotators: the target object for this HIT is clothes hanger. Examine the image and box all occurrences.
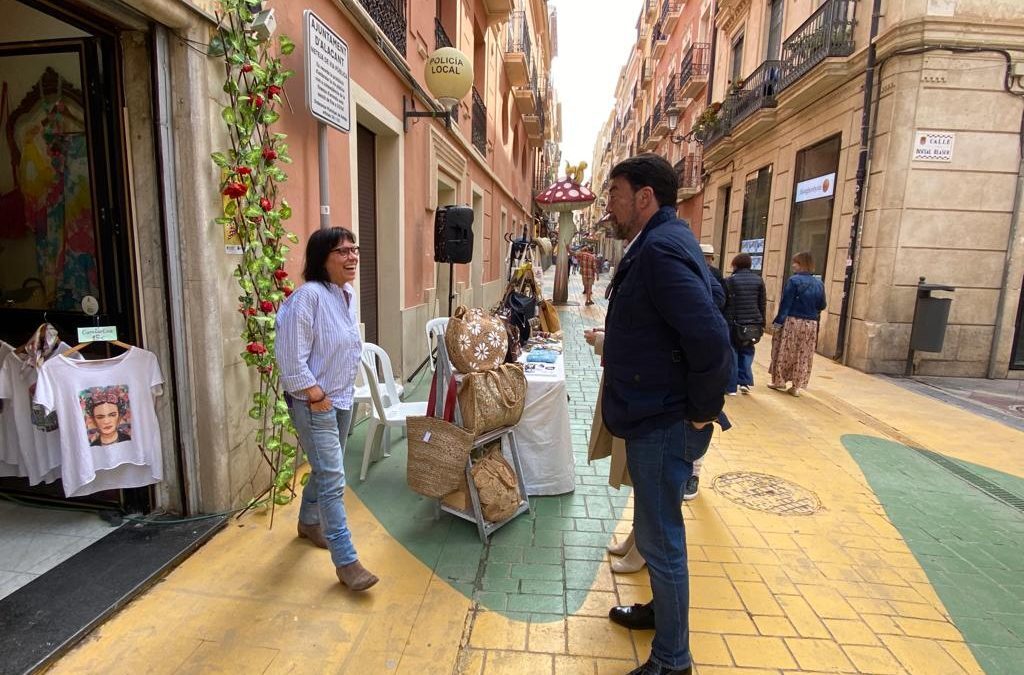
[63,339,132,356]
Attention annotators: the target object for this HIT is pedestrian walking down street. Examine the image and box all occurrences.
[685,245,728,500]
[602,154,733,675]
[768,251,827,397]
[724,253,767,395]
[275,226,379,592]
[578,246,599,305]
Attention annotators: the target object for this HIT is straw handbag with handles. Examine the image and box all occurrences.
[444,306,508,374]
[471,441,522,523]
[458,363,527,437]
[406,375,474,498]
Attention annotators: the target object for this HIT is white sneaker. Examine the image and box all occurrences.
[789,387,802,397]
[739,385,751,394]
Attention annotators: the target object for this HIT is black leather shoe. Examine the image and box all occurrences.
[608,602,656,630]
[626,659,692,675]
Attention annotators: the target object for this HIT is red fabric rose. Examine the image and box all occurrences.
[260,197,272,212]
[241,64,254,73]
[267,85,282,98]
[246,342,267,355]
[261,147,278,162]
[252,94,264,108]
[244,307,257,317]
[222,182,247,199]
[273,269,288,281]
[260,300,274,313]
[282,286,293,298]
[237,166,252,176]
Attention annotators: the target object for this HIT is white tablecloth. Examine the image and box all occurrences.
[515,353,575,495]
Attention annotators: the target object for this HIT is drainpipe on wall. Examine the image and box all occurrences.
[706,1,718,108]
[988,146,1024,377]
[833,0,883,363]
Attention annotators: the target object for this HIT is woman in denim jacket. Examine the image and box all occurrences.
[768,251,827,396]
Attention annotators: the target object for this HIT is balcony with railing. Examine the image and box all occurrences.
[359,0,407,56]
[663,76,679,113]
[642,58,654,86]
[678,42,710,99]
[661,0,683,32]
[650,100,669,141]
[779,0,856,89]
[514,65,540,115]
[676,149,703,200]
[471,86,487,155]
[481,0,514,21]
[652,24,668,59]
[504,10,533,87]
[435,17,453,50]
[731,60,780,127]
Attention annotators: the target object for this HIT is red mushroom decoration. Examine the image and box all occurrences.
[536,177,596,304]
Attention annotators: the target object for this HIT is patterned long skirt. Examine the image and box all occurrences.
[769,317,819,390]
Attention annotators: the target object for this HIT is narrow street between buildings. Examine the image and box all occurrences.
[50,276,1024,675]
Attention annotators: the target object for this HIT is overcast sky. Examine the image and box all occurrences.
[549,0,644,185]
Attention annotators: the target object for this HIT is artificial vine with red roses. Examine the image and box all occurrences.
[212,0,299,516]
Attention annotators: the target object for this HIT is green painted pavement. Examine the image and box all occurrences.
[342,306,628,622]
[842,434,1024,675]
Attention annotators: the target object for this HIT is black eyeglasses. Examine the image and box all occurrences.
[331,245,360,258]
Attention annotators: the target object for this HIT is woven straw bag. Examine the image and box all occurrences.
[539,299,560,333]
[458,363,527,437]
[444,306,508,373]
[406,375,474,498]
[471,442,522,523]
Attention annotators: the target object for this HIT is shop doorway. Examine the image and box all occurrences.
[0,2,136,350]
[356,124,379,346]
[785,135,841,284]
[1011,280,1024,369]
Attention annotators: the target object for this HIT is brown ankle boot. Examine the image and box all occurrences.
[336,560,379,591]
[296,521,328,549]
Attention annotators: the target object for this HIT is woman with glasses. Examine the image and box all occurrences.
[275,226,378,591]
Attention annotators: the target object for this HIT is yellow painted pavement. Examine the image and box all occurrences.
[50,276,1015,674]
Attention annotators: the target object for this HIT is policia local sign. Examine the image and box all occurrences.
[304,10,350,132]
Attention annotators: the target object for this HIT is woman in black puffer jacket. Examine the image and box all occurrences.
[723,253,767,394]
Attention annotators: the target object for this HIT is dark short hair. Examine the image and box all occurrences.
[303,227,357,284]
[732,253,752,270]
[608,153,678,208]
[792,251,815,273]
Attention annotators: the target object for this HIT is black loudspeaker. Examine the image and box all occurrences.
[434,205,474,264]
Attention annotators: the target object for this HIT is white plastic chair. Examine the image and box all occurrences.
[425,317,449,372]
[359,343,428,480]
[351,343,404,434]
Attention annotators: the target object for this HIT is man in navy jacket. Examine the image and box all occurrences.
[602,154,732,675]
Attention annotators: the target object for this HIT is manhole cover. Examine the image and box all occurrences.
[712,472,821,515]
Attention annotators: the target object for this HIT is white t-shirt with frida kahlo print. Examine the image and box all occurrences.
[34,347,164,498]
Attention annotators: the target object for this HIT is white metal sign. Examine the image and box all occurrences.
[913,131,955,162]
[304,10,350,133]
[795,172,836,203]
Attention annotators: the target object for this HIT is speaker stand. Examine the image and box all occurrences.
[407,262,457,384]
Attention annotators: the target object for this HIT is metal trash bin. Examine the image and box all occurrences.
[906,277,955,374]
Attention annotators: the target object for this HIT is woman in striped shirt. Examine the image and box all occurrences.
[276,226,378,591]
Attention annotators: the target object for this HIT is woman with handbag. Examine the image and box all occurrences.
[275,226,378,591]
[723,253,767,395]
[768,251,828,397]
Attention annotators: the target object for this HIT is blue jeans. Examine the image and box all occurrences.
[625,419,713,670]
[287,402,358,568]
[728,344,755,392]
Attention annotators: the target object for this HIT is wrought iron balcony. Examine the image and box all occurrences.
[435,17,453,50]
[730,60,781,127]
[675,150,703,197]
[504,10,533,87]
[472,86,486,155]
[642,58,653,85]
[699,101,733,147]
[359,0,407,56]
[652,24,668,58]
[663,76,679,112]
[779,0,857,90]
[660,0,683,32]
[678,42,710,98]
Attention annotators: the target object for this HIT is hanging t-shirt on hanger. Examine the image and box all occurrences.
[0,340,20,478]
[34,346,164,497]
[0,342,77,484]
